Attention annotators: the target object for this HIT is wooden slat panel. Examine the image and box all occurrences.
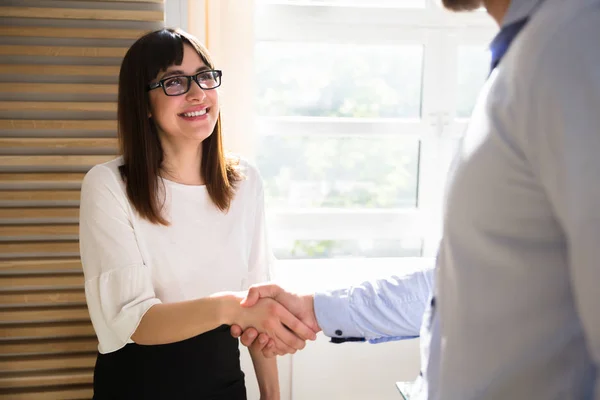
[0,387,93,400]
[0,1,162,393]
[0,138,117,150]
[0,7,163,22]
[0,120,116,131]
[0,274,83,288]
[0,322,94,340]
[0,26,146,39]
[0,45,126,58]
[0,354,96,372]
[0,191,81,202]
[0,307,89,324]
[0,102,116,112]
[0,225,79,239]
[0,258,81,273]
[0,83,117,95]
[0,156,112,167]
[0,290,85,307]
[0,209,80,222]
[0,174,86,184]
[0,370,93,389]
[76,0,163,3]
[0,241,80,256]
[0,338,96,358]
[0,65,119,77]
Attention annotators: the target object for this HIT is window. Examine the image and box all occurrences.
[254,0,496,259]
[270,0,426,7]
[457,46,492,118]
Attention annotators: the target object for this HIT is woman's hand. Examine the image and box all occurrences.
[235,297,314,355]
[231,284,320,357]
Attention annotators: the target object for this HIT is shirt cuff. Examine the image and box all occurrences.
[368,335,417,344]
[314,288,364,339]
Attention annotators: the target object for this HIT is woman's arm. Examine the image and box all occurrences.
[80,166,314,353]
[131,293,233,345]
[250,346,280,400]
[131,292,313,351]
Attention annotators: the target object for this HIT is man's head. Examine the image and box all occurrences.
[442,0,483,11]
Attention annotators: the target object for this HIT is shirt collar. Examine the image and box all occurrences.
[501,0,546,26]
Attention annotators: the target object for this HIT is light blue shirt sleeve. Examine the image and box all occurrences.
[313,267,435,343]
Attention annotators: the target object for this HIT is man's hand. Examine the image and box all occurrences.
[231,284,321,357]
[235,297,316,355]
[243,284,321,333]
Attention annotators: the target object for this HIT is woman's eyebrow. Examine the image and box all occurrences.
[160,66,210,80]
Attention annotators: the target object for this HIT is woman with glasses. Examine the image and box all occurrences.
[79,28,314,400]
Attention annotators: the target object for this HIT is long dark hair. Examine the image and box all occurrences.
[117,28,242,225]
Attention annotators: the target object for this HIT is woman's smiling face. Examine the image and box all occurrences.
[148,44,220,145]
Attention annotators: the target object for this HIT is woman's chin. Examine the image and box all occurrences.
[175,126,215,142]
[187,130,214,143]
[159,125,215,144]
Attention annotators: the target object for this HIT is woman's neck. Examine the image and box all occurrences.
[160,139,205,185]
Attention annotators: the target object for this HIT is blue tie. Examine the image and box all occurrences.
[489,17,529,73]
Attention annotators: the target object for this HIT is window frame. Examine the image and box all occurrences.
[254,0,497,258]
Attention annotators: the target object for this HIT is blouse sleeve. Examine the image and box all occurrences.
[79,165,162,354]
[243,166,275,289]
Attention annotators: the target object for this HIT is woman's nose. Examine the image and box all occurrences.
[185,79,207,102]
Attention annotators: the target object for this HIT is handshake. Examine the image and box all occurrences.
[229,284,322,358]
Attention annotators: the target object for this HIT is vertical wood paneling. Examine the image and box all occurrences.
[0,0,164,397]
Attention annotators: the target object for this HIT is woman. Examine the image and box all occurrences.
[79,28,314,399]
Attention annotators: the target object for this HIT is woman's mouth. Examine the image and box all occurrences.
[179,108,209,119]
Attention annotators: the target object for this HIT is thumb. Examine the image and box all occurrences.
[240,284,283,307]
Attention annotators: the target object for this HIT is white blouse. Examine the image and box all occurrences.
[79,157,273,354]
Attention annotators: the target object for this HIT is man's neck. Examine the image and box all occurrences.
[484,0,512,25]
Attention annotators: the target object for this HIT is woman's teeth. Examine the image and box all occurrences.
[182,109,207,117]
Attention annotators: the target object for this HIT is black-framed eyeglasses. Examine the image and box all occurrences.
[147,69,222,96]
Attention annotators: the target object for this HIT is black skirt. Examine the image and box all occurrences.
[93,325,246,400]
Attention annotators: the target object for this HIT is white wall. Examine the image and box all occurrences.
[164,0,188,31]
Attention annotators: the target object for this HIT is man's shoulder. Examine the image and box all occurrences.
[509,0,600,78]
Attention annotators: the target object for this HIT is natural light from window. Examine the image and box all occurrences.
[254,0,495,260]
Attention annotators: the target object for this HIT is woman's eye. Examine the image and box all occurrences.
[198,72,213,80]
[165,77,184,87]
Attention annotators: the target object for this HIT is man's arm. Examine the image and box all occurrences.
[523,18,600,386]
[314,268,434,341]
[232,267,434,355]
